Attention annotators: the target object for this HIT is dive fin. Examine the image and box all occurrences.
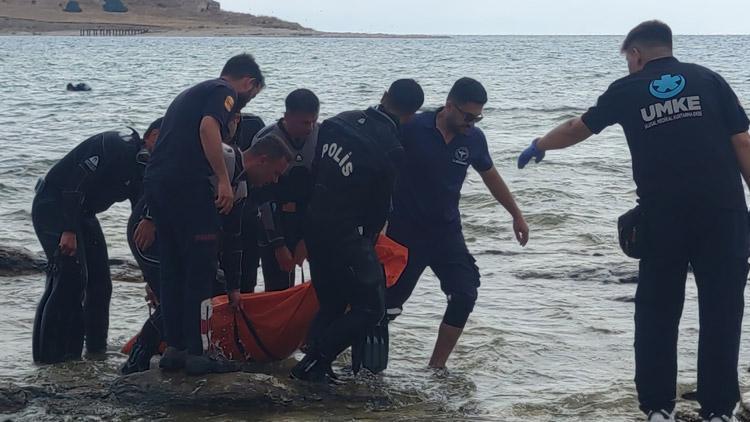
[33,252,85,363]
[361,318,389,374]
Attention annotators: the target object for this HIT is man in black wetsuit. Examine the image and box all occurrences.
[518,21,750,422]
[254,89,320,291]
[31,117,162,364]
[291,79,425,382]
[145,54,293,375]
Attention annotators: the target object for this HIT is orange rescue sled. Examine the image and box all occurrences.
[122,234,407,363]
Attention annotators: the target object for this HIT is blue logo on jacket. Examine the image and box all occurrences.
[649,74,686,99]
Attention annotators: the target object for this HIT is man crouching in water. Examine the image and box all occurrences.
[31,118,162,363]
[291,79,425,382]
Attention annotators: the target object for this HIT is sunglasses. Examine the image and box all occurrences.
[454,103,483,123]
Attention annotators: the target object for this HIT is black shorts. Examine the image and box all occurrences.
[385,218,480,311]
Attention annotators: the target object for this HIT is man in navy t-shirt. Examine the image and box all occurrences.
[518,21,750,422]
[387,77,529,370]
[144,54,268,376]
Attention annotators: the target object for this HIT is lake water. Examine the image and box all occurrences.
[0,35,749,421]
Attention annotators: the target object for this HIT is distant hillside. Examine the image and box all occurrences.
[0,0,316,35]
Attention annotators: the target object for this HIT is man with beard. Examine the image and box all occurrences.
[144,54,269,375]
[386,78,529,370]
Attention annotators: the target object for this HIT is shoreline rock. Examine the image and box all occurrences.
[110,366,395,410]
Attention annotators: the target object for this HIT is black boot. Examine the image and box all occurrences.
[290,353,331,383]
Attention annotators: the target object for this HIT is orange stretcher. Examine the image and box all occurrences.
[122,235,407,363]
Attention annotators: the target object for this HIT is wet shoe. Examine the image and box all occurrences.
[158,347,186,371]
[290,354,329,383]
[704,415,737,422]
[647,409,675,422]
[184,354,238,376]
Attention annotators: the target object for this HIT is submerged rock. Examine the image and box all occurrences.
[0,246,46,276]
[0,245,143,282]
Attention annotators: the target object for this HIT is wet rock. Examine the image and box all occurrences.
[0,246,46,276]
[111,368,393,410]
[674,412,702,422]
[0,245,143,282]
[0,384,30,413]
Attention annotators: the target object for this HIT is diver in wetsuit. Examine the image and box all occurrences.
[233,113,268,293]
[67,83,92,92]
[31,117,162,364]
[253,89,319,292]
[291,79,424,382]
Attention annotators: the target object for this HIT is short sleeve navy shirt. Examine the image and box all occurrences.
[391,109,494,231]
[581,57,749,210]
[146,78,237,185]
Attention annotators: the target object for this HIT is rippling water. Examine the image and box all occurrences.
[1,35,749,421]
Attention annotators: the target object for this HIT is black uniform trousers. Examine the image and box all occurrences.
[145,181,219,356]
[635,201,748,418]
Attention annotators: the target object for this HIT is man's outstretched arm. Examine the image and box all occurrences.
[518,116,594,169]
[537,116,594,151]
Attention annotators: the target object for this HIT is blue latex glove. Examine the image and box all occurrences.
[518,138,545,169]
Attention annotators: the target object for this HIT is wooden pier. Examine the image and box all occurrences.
[79,28,150,36]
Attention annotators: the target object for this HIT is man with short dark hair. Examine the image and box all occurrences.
[386,77,529,370]
[144,53,267,375]
[291,79,425,382]
[253,88,320,291]
[518,20,750,422]
[123,123,292,374]
[31,118,162,363]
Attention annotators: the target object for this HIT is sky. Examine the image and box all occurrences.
[220,0,750,35]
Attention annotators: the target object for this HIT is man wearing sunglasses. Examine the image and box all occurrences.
[386,77,529,370]
[31,117,162,363]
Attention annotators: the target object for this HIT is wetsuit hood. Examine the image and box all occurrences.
[122,127,149,166]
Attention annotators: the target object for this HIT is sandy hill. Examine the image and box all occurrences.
[0,0,316,35]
